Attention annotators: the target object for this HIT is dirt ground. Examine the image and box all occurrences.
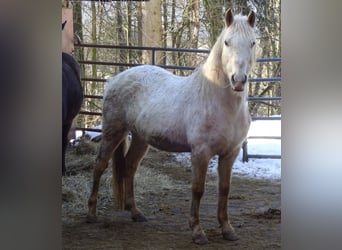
[62,139,280,249]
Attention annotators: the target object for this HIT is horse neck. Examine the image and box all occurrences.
[202,37,229,86]
[188,67,248,116]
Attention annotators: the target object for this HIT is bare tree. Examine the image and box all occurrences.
[186,0,200,49]
[203,0,225,47]
[71,0,281,129]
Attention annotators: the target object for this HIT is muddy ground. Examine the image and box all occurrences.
[62,139,280,249]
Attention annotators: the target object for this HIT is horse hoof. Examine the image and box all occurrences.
[223,232,239,241]
[192,235,209,245]
[86,215,98,223]
[132,214,147,222]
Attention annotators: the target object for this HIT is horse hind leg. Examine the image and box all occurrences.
[111,136,129,210]
[86,131,126,223]
[112,133,149,222]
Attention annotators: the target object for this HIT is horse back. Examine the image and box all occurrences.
[103,65,197,150]
[105,65,188,111]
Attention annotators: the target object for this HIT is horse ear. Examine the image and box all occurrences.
[62,20,67,30]
[247,10,256,27]
[225,8,234,27]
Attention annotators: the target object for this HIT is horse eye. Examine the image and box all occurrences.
[224,40,230,47]
[251,41,256,48]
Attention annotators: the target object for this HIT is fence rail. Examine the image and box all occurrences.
[74,44,281,161]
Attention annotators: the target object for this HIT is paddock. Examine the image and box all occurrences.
[62,139,280,249]
[63,1,280,248]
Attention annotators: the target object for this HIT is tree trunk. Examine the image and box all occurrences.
[115,1,126,73]
[185,0,200,67]
[162,0,168,65]
[91,2,97,80]
[141,0,162,64]
[171,0,177,71]
[187,0,200,49]
[203,0,225,47]
[136,2,143,60]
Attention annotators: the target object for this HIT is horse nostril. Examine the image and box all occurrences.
[231,75,235,83]
[242,74,247,84]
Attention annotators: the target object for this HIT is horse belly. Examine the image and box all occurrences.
[147,136,191,153]
[132,114,191,153]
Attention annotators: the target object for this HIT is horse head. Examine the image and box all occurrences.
[221,9,256,92]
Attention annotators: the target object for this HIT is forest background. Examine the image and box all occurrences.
[64,0,280,130]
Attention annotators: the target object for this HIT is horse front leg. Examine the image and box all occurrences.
[217,148,240,241]
[189,149,211,245]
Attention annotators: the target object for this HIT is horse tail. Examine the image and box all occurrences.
[112,137,129,210]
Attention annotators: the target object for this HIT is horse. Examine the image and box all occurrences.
[87,9,256,244]
[62,21,83,175]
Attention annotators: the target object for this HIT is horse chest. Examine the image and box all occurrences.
[189,110,250,154]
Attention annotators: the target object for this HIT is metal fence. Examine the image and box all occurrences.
[73,43,281,161]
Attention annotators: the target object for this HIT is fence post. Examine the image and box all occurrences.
[151,49,156,65]
[242,140,248,162]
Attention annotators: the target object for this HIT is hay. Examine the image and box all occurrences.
[62,144,182,222]
[65,138,99,175]
[62,169,113,223]
[74,138,98,155]
[135,165,178,194]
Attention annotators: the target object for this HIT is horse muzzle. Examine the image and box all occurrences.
[231,74,247,92]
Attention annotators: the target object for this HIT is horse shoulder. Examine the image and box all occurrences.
[185,100,250,156]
